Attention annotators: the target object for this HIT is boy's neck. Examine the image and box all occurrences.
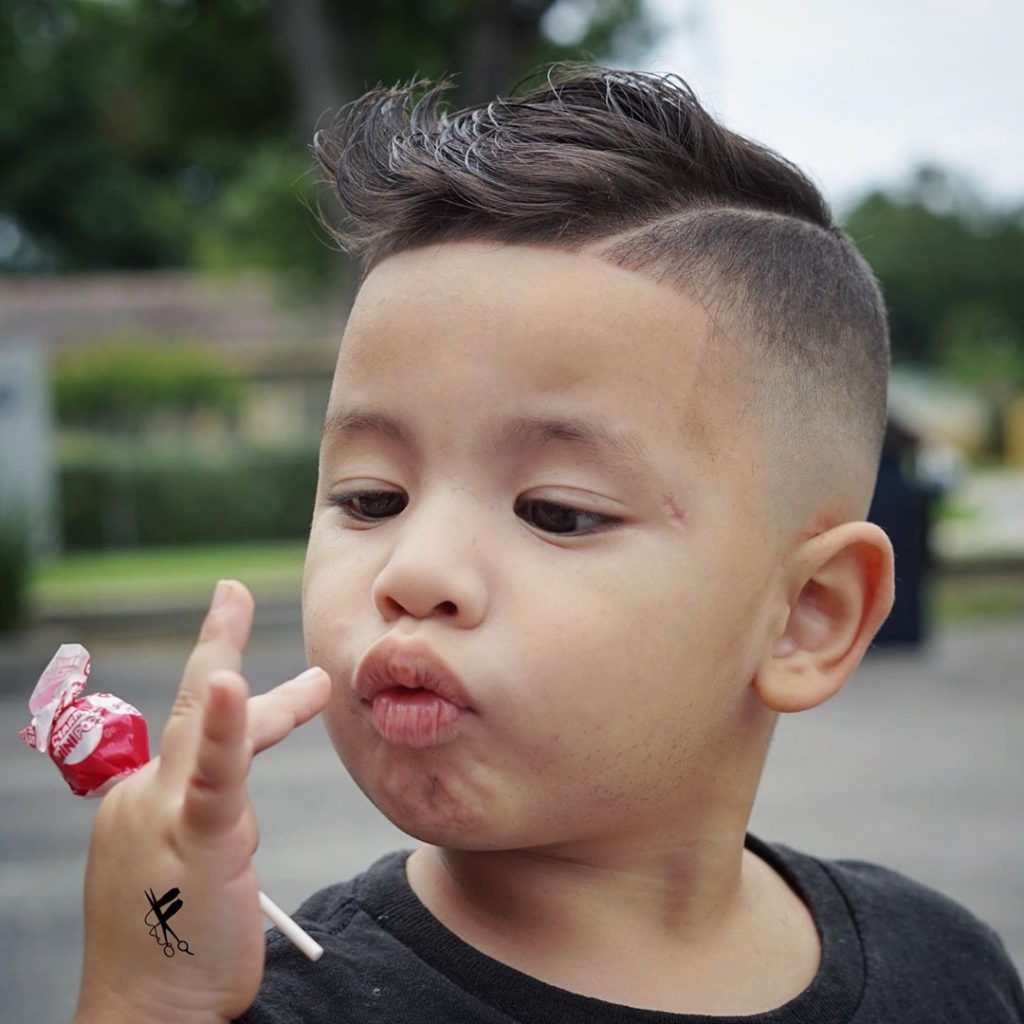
[406,826,821,1015]
[409,827,751,943]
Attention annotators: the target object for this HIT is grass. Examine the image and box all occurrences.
[931,572,1024,625]
[30,540,307,612]
[27,541,1024,625]
[932,493,981,522]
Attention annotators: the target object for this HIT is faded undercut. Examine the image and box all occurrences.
[312,63,890,542]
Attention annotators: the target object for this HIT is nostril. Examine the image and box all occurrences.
[436,600,457,616]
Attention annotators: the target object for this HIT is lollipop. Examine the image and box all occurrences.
[20,643,323,961]
[19,644,149,796]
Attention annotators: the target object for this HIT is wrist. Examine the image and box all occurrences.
[75,983,230,1024]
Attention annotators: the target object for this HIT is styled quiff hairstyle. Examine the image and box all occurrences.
[313,63,890,539]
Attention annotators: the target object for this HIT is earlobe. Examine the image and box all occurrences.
[754,522,895,714]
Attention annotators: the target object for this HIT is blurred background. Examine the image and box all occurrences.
[1,0,1022,1019]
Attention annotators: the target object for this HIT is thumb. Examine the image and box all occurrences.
[246,666,332,756]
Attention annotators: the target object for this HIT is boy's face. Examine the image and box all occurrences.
[303,241,784,850]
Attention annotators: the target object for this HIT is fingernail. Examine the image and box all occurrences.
[294,666,327,685]
[210,579,232,611]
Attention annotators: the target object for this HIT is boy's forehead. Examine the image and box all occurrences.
[331,242,752,465]
[349,242,694,341]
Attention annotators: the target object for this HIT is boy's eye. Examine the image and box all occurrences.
[514,499,616,535]
[329,490,406,521]
[327,491,618,536]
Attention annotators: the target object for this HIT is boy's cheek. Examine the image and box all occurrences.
[304,515,382,594]
[301,558,364,689]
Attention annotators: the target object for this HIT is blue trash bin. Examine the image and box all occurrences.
[867,421,941,648]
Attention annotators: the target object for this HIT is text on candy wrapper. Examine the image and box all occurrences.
[50,707,102,764]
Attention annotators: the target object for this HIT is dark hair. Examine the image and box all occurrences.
[313,63,890,533]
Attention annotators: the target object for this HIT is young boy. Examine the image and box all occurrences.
[75,64,1024,1023]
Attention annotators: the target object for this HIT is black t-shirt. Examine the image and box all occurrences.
[234,832,1024,1023]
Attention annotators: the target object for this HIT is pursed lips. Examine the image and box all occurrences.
[353,637,473,748]
[354,637,473,707]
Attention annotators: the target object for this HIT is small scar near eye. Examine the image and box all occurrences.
[662,494,686,525]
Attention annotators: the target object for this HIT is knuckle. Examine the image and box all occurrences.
[197,609,225,644]
[169,687,204,721]
[240,734,255,763]
[244,804,260,854]
[93,781,127,832]
[165,811,190,862]
[209,667,247,692]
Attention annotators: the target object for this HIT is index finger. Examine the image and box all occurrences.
[183,579,254,683]
[159,579,255,783]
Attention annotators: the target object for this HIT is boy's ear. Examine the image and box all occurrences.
[753,522,895,714]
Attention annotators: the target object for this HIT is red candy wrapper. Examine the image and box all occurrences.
[19,644,150,797]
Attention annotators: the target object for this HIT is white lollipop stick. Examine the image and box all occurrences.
[259,890,324,961]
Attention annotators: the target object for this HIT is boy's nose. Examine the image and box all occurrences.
[370,502,488,627]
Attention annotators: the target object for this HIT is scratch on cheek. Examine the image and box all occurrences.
[662,493,687,526]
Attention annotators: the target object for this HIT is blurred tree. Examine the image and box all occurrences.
[844,165,1024,456]
[268,0,655,132]
[843,166,1024,373]
[0,0,654,287]
[0,0,294,273]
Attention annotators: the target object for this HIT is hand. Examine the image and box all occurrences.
[74,580,331,1024]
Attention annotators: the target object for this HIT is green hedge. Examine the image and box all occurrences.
[54,337,244,430]
[0,512,31,630]
[60,445,319,549]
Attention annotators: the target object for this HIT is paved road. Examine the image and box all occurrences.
[2,613,1021,1021]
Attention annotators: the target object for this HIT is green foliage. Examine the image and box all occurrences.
[1,0,651,287]
[59,442,318,549]
[0,511,31,631]
[933,572,1024,625]
[53,336,244,429]
[843,166,1024,373]
[934,302,1024,399]
[193,140,339,292]
[0,0,293,273]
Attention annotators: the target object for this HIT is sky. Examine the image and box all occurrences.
[619,0,1023,214]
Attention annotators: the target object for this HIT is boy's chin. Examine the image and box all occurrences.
[357,763,540,852]
[392,817,511,852]
[371,783,514,851]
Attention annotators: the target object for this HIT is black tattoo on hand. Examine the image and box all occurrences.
[145,887,195,957]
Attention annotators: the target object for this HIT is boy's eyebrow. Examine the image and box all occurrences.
[321,406,655,476]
